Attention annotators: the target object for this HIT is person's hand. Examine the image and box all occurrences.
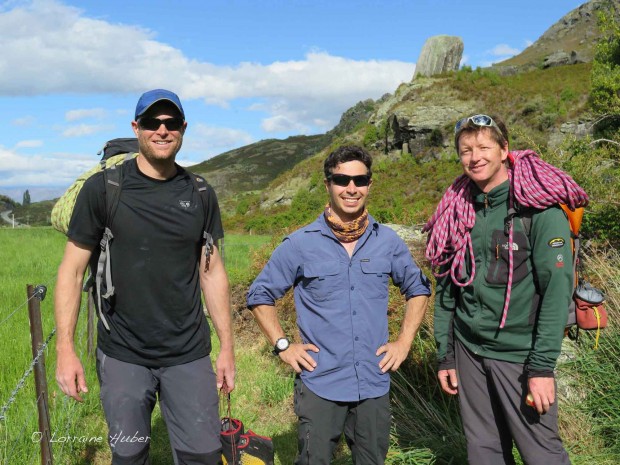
[527,376,555,415]
[279,343,319,373]
[216,348,236,393]
[376,339,410,373]
[56,351,88,402]
[438,368,458,395]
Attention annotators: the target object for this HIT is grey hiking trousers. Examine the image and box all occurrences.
[96,349,222,465]
[455,339,571,465]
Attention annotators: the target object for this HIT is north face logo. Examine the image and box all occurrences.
[501,242,519,251]
[179,200,191,208]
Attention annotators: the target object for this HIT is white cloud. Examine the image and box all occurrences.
[0,0,417,195]
[185,124,255,155]
[65,108,107,121]
[488,44,521,57]
[12,115,35,126]
[14,139,43,148]
[0,0,414,134]
[261,115,308,133]
[0,145,93,189]
[61,123,114,137]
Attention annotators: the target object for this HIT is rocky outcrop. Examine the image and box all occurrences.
[327,99,378,139]
[496,0,613,70]
[414,35,464,78]
[548,118,595,148]
[368,76,476,156]
[542,50,586,68]
[383,224,426,244]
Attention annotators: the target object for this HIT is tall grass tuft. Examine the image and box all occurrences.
[559,243,620,464]
[390,330,467,465]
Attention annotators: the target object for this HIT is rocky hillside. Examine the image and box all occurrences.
[188,134,329,203]
[496,0,612,71]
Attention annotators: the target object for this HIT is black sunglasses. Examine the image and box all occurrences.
[328,174,372,187]
[138,117,185,131]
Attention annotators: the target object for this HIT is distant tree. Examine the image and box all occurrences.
[22,189,31,207]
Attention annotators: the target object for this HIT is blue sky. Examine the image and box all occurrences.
[0,0,583,202]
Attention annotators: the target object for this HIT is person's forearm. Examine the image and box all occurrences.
[54,260,84,355]
[203,280,233,352]
[397,294,429,345]
[251,304,286,345]
[201,248,234,352]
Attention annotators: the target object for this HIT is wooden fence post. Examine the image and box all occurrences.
[27,284,53,465]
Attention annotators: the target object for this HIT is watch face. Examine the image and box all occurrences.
[276,338,289,350]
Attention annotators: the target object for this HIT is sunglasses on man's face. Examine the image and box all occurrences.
[454,114,499,134]
[328,174,372,187]
[138,117,185,132]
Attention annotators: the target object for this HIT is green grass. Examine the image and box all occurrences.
[220,234,271,284]
[0,228,104,465]
[3,228,619,464]
[0,228,274,465]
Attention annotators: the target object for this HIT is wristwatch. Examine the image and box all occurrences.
[272,337,290,356]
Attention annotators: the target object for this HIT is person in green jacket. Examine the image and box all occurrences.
[424,114,580,465]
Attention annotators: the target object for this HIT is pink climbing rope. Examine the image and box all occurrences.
[424,150,589,328]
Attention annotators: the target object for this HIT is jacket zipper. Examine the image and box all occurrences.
[471,194,490,352]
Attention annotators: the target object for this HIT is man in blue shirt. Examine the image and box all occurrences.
[247,145,431,465]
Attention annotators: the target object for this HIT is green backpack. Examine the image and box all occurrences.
[51,138,139,234]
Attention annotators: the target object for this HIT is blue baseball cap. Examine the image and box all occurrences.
[134,89,185,120]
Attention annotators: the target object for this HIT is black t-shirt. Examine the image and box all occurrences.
[67,158,224,367]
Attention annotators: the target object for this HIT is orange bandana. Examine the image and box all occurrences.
[324,203,369,243]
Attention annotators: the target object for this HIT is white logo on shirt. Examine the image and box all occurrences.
[179,200,191,208]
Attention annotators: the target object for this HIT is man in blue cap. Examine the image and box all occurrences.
[55,89,235,464]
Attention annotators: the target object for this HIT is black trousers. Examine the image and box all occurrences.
[293,377,390,465]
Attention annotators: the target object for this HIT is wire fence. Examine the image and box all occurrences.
[0,239,272,465]
[0,281,95,465]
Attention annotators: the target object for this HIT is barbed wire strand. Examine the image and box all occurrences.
[0,272,55,327]
[0,328,56,422]
[0,291,41,328]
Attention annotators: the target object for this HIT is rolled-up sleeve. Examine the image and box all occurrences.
[390,238,431,299]
[247,238,299,308]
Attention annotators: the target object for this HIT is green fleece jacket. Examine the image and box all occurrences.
[434,180,572,374]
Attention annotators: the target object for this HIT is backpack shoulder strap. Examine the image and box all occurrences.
[94,156,130,331]
[515,205,535,238]
[187,171,215,262]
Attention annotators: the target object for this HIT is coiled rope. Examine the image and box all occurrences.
[424,150,589,328]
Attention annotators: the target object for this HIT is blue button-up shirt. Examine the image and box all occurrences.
[247,214,431,402]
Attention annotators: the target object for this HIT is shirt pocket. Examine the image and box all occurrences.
[359,258,391,300]
[302,260,342,302]
[486,230,530,285]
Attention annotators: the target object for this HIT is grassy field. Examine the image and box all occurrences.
[1,228,619,465]
[0,228,275,465]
